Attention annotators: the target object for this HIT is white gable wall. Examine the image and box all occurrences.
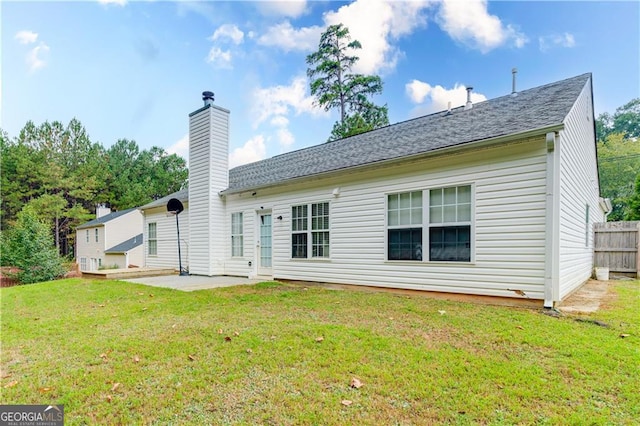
[556,78,603,300]
[143,205,190,270]
[222,137,549,300]
[104,210,143,251]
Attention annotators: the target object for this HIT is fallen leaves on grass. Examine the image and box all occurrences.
[234,331,240,336]
[188,354,196,361]
[620,333,631,338]
[516,325,524,330]
[4,381,18,388]
[315,336,324,343]
[224,336,232,342]
[438,310,446,315]
[38,387,52,393]
[341,400,353,406]
[350,378,363,389]
[246,348,253,354]
[217,329,223,334]
[133,355,140,363]
[111,383,120,392]
[106,395,112,403]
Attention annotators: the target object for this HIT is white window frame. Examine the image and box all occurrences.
[148,222,157,256]
[231,212,244,257]
[386,184,474,263]
[86,230,89,243]
[80,257,87,271]
[291,202,330,259]
[95,228,99,243]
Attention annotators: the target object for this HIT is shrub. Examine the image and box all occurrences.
[3,206,65,284]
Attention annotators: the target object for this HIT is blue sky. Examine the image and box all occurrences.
[3,0,639,168]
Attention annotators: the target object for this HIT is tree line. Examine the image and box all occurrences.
[1,118,188,259]
[595,98,640,221]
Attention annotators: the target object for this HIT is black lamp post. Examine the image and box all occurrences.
[167,198,188,276]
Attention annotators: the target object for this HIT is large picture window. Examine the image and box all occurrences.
[148,222,157,256]
[387,185,472,262]
[231,212,243,257]
[291,202,330,258]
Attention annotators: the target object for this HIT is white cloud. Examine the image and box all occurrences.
[257,21,322,52]
[27,42,50,73]
[166,133,189,163]
[206,47,232,69]
[437,0,527,53]
[276,128,295,149]
[323,0,430,74]
[15,30,38,44]
[251,75,325,128]
[98,0,127,6]
[210,24,244,45]
[256,0,308,18]
[270,115,289,127]
[539,32,576,52]
[406,80,487,115]
[258,0,430,74]
[229,135,267,168]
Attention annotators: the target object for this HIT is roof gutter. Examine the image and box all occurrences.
[221,123,565,197]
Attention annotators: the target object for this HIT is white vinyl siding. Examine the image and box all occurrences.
[221,138,547,299]
[148,222,157,256]
[231,212,243,257]
[557,78,604,299]
[143,205,190,269]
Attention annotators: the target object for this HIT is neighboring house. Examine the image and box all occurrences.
[139,189,189,270]
[76,207,143,271]
[152,73,608,307]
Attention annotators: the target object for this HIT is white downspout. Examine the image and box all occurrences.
[544,132,560,307]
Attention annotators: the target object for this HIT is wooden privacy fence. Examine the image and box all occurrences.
[593,221,640,278]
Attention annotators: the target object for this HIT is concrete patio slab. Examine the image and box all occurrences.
[120,275,270,291]
[557,279,611,314]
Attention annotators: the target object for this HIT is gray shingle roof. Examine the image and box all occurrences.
[105,233,143,254]
[138,188,189,211]
[77,207,138,229]
[225,73,591,194]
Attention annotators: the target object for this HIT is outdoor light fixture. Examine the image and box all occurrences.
[277,215,283,220]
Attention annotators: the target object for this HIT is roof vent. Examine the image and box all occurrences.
[464,87,473,110]
[202,91,215,107]
[445,101,452,115]
[511,68,518,96]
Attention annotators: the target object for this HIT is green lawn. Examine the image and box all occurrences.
[1,278,638,425]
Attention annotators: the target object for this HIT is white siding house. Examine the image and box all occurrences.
[139,189,189,272]
[150,73,606,307]
[76,207,143,271]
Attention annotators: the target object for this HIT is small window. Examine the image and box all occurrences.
[291,205,308,258]
[95,228,99,243]
[148,222,157,256]
[231,212,243,257]
[86,230,89,243]
[80,257,87,271]
[585,204,590,247]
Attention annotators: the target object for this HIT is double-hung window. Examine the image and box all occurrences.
[387,185,472,262]
[95,228,99,243]
[86,230,89,243]
[231,212,243,257]
[291,202,330,258]
[428,186,471,262]
[387,191,423,260]
[148,222,157,256]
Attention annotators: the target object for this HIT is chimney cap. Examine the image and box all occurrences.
[202,91,214,101]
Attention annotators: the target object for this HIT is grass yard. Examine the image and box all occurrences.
[1,278,638,425]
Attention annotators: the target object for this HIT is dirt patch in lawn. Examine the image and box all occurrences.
[558,280,615,314]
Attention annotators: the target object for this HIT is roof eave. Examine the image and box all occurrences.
[221,123,565,196]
